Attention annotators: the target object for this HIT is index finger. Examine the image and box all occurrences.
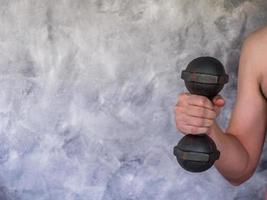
[187,94,214,110]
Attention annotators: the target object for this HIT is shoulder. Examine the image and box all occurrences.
[237,26,267,101]
[242,26,267,52]
[239,26,267,81]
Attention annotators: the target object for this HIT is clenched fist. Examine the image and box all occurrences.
[174,93,225,135]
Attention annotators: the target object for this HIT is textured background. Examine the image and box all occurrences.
[0,0,267,199]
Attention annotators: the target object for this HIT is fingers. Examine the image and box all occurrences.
[175,93,225,135]
[177,124,209,135]
[183,115,214,127]
[175,109,214,135]
[178,93,214,110]
[183,105,217,119]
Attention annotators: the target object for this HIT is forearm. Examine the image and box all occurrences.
[208,122,250,185]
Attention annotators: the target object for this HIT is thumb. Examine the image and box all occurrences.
[212,95,225,116]
[212,95,225,107]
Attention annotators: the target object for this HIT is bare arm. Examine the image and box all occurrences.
[210,33,267,185]
[175,28,267,185]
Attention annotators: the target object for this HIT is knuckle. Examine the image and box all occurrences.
[178,93,187,102]
[201,97,211,107]
[179,93,188,106]
[198,97,206,106]
[175,109,185,120]
[203,97,210,106]
[175,105,183,113]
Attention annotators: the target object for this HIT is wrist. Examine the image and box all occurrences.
[207,122,223,141]
[207,122,219,136]
[207,122,224,151]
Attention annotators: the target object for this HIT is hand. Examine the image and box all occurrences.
[174,93,225,135]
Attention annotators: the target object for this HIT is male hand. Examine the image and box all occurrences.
[174,93,225,135]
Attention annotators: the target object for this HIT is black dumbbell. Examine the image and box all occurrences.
[173,57,229,172]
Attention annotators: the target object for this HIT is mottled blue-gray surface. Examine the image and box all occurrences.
[0,0,267,199]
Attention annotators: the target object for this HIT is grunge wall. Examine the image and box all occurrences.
[0,0,267,199]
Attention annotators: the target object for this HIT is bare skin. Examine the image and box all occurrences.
[175,26,267,186]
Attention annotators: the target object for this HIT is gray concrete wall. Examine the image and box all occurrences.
[0,0,266,199]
